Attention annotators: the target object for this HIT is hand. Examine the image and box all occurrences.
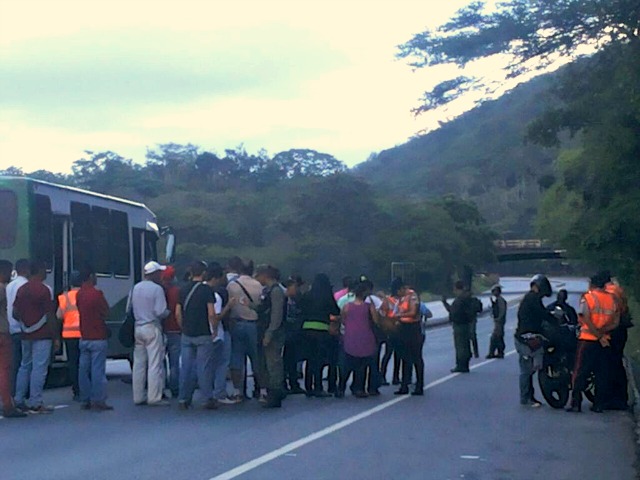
[262,334,271,347]
[54,340,61,351]
[441,296,447,303]
[228,297,238,307]
[599,335,611,347]
[211,329,218,341]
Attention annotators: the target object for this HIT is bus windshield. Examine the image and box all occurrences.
[0,190,18,248]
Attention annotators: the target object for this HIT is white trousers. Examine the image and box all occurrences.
[133,323,165,404]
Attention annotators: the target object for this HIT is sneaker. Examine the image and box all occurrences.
[91,403,114,411]
[15,403,29,413]
[203,400,219,410]
[148,400,171,407]
[368,389,381,396]
[178,401,191,410]
[3,408,28,418]
[450,367,470,373]
[354,391,369,398]
[258,393,268,404]
[394,388,409,395]
[28,405,54,414]
[288,384,306,395]
[522,400,542,408]
[217,396,240,405]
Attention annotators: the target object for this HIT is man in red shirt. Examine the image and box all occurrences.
[162,267,181,398]
[76,266,112,411]
[13,261,58,414]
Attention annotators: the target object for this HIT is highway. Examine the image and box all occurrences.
[0,277,635,480]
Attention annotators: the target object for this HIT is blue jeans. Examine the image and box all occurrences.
[165,332,181,397]
[179,335,215,403]
[213,332,231,399]
[15,339,52,408]
[230,320,260,389]
[79,340,108,404]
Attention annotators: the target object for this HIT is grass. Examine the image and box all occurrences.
[625,296,640,365]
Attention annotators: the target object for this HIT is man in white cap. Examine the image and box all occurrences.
[130,261,170,406]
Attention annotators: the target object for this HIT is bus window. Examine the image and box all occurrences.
[144,231,158,263]
[0,190,18,248]
[110,210,130,276]
[91,206,111,274]
[71,202,93,271]
[33,194,53,267]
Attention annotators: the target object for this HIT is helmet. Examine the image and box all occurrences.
[530,274,552,297]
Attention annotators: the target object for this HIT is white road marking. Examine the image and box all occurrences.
[460,456,480,460]
[209,349,516,480]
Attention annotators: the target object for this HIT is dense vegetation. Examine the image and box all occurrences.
[0,145,495,294]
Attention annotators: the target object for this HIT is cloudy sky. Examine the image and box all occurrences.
[0,0,475,172]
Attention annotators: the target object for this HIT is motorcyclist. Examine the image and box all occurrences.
[546,289,578,326]
[515,274,555,408]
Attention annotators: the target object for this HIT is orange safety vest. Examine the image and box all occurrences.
[385,290,419,324]
[579,290,617,341]
[58,289,81,339]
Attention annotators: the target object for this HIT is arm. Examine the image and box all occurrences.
[263,288,284,345]
[498,298,507,323]
[208,302,218,339]
[369,303,381,325]
[441,297,451,312]
[153,286,169,320]
[175,304,183,329]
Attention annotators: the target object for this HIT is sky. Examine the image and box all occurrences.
[0,0,476,172]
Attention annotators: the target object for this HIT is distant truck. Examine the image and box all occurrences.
[0,176,174,385]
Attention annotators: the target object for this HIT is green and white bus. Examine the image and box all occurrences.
[0,176,174,381]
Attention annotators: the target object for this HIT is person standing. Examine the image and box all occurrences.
[130,261,170,406]
[0,260,27,418]
[566,273,619,413]
[205,263,236,404]
[56,272,82,401]
[176,261,218,410]
[468,293,483,359]
[337,282,380,398]
[226,260,263,403]
[283,277,305,394]
[515,274,554,408]
[487,285,507,359]
[604,273,632,410]
[255,265,287,408]
[300,274,341,398]
[443,281,474,374]
[13,261,59,414]
[6,258,29,396]
[161,266,181,399]
[382,278,424,396]
[76,266,113,411]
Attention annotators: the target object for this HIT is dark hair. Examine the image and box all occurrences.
[15,258,29,275]
[287,275,304,287]
[206,262,225,281]
[0,260,13,281]
[390,277,404,297]
[190,261,207,277]
[354,281,370,299]
[598,270,612,284]
[590,272,608,289]
[227,256,244,273]
[255,264,280,280]
[241,259,254,276]
[309,273,333,301]
[342,275,353,288]
[30,260,46,277]
[454,280,465,291]
[557,289,568,300]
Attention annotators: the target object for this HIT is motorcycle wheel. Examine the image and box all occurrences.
[583,371,596,404]
[539,369,571,409]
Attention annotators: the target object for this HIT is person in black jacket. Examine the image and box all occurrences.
[443,281,475,373]
[300,274,340,397]
[515,274,555,407]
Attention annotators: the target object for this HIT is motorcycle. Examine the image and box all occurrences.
[538,307,595,409]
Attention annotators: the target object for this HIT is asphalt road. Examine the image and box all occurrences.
[0,277,635,480]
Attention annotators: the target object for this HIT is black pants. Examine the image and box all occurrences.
[570,340,606,408]
[10,333,21,397]
[339,353,379,394]
[605,327,628,409]
[453,323,471,371]
[65,338,80,397]
[488,321,505,357]
[379,340,401,383]
[394,323,425,391]
[304,330,334,393]
[283,331,303,388]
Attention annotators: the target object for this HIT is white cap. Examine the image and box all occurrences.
[144,261,167,275]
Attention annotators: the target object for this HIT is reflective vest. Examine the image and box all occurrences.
[58,289,81,339]
[385,290,419,324]
[579,290,617,341]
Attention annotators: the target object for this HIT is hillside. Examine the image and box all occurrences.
[355,74,561,237]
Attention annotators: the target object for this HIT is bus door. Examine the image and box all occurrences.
[52,216,70,295]
[132,228,159,284]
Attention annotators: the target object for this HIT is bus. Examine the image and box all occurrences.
[0,176,174,384]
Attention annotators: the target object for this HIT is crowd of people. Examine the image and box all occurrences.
[0,257,437,416]
[0,256,632,418]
